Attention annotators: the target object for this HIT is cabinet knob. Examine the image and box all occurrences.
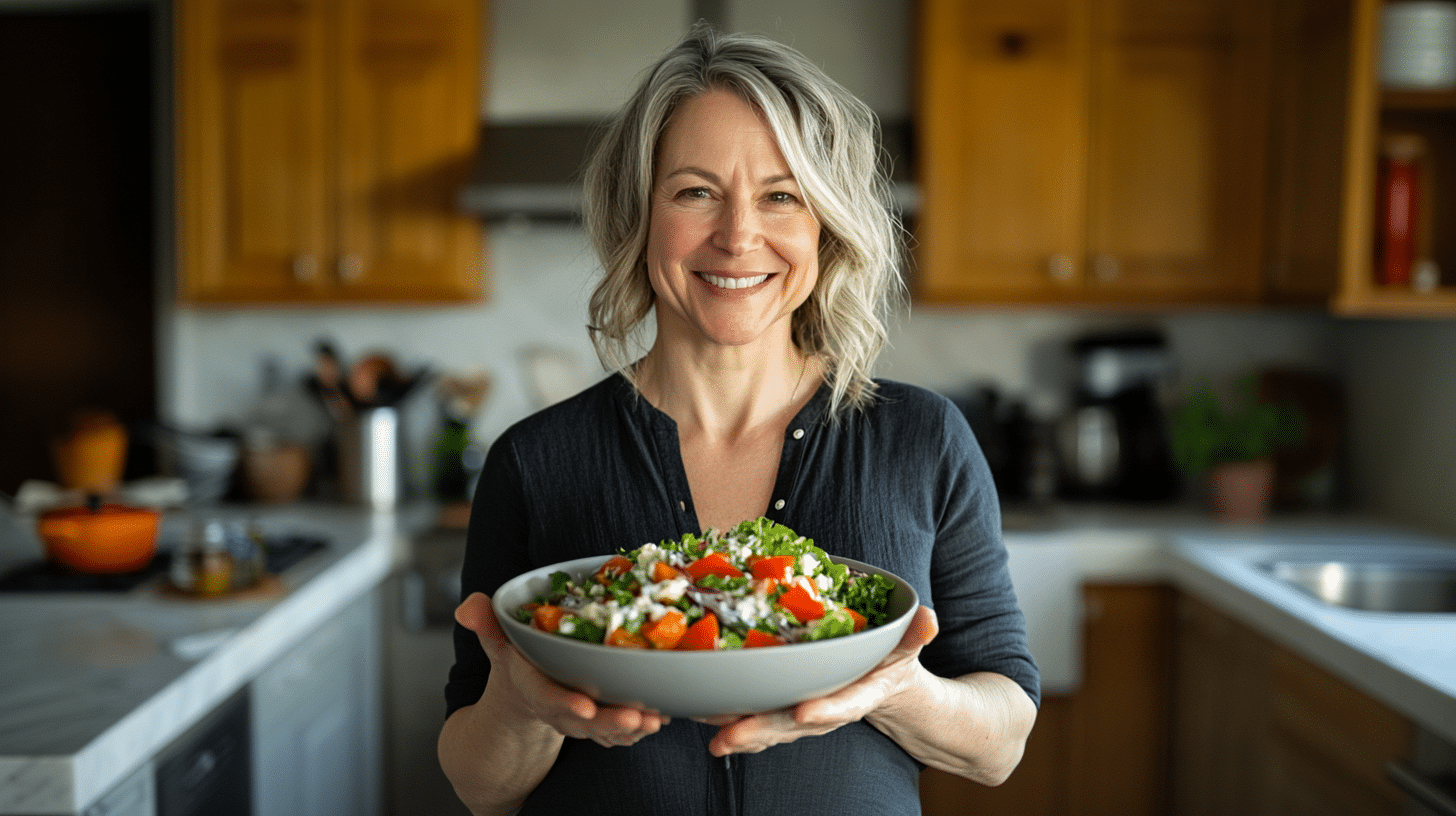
[1093,254,1120,282]
[339,254,364,284]
[1048,254,1075,282]
[998,31,1029,59]
[292,254,318,283]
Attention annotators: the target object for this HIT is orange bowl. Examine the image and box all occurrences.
[38,503,160,573]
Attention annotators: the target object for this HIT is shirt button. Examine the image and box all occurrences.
[791,428,804,440]
[774,499,785,510]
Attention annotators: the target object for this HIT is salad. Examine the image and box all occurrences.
[513,518,896,650]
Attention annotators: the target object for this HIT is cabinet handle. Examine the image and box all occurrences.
[339,254,364,284]
[1048,254,1075,282]
[292,254,318,283]
[1094,255,1120,282]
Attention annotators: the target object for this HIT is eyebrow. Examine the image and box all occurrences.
[663,166,797,186]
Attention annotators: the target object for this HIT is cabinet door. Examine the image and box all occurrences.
[253,591,383,816]
[335,0,483,302]
[1263,648,1412,816]
[1172,593,1273,816]
[1263,0,1353,304]
[916,0,1092,303]
[176,0,332,303]
[1084,0,1273,304]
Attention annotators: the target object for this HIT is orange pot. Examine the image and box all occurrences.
[38,503,160,573]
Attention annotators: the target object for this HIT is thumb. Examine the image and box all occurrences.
[456,592,510,654]
[896,605,938,652]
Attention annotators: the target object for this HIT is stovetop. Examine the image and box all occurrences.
[0,533,329,593]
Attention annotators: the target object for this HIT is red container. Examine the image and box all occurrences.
[1377,134,1425,286]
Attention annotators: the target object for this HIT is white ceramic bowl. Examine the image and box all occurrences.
[493,555,919,717]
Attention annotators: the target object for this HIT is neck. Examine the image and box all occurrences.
[637,342,813,440]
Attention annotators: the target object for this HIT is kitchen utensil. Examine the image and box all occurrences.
[348,352,397,406]
[37,499,159,573]
[310,340,355,421]
[492,555,918,718]
[51,410,128,494]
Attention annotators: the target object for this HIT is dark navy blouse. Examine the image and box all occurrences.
[446,374,1038,815]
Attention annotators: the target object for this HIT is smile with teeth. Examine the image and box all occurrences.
[699,272,770,290]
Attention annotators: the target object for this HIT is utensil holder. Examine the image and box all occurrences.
[337,407,401,509]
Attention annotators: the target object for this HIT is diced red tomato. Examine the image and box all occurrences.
[685,551,744,584]
[749,555,796,582]
[743,629,785,648]
[642,609,688,649]
[845,608,867,633]
[651,561,683,583]
[605,627,649,648]
[594,555,635,585]
[532,604,566,633]
[675,613,719,650]
[776,584,826,621]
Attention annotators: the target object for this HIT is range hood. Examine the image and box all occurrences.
[457,119,920,221]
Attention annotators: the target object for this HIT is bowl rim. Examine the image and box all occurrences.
[493,554,919,657]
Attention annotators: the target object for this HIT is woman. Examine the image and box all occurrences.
[439,24,1039,816]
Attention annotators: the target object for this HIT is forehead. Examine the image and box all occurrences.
[654,89,791,174]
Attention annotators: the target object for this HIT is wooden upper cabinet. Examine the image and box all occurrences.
[176,0,484,305]
[1264,0,1456,315]
[915,0,1273,306]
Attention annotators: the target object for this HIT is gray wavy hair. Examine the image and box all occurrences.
[582,23,906,417]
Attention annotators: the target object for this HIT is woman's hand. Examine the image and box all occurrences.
[702,604,940,757]
[455,592,670,748]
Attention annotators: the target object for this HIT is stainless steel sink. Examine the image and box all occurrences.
[1258,556,1456,613]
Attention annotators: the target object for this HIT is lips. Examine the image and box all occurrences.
[698,272,770,290]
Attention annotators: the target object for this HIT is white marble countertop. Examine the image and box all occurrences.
[1167,528,1456,746]
[0,502,434,816]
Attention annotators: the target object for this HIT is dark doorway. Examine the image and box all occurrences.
[0,5,158,494]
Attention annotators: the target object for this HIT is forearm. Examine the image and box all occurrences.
[438,681,564,816]
[866,670,1037,785]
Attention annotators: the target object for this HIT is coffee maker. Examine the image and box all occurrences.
[1056,329,1179,501]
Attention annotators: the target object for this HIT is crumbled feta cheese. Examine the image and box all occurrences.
[800,552,820,576]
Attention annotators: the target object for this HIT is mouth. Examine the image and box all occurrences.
[698,272,771,291]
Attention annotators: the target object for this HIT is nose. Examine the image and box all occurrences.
[713,198,762,256]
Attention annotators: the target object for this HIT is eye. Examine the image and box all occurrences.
[676,186,712,200]
[767,190,801,205]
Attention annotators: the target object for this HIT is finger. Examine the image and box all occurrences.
[710,709,822,756]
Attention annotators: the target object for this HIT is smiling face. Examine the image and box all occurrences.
[644,89,821,354]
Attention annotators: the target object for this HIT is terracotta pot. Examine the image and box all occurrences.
[1207,459,1275,523]
[37,502,160,573]
[240,443,311,504]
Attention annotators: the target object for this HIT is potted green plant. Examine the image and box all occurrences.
[1169,376,1303,522]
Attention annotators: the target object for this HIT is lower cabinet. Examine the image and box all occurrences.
[251,590,383,816]
[1174,594,1414,816]
[921,586,1416,816]
[921,583,1176,816]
